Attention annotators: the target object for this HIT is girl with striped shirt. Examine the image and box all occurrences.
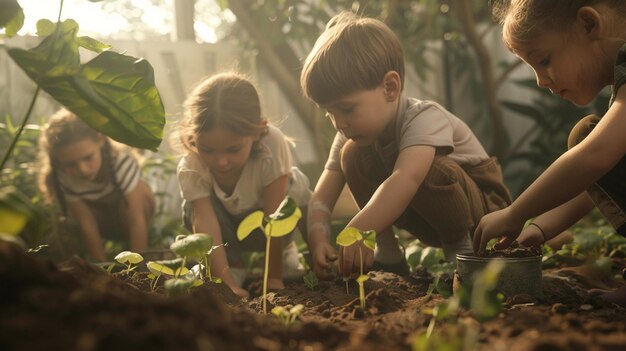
[38,109,155,261]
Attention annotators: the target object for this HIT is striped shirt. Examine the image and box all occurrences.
[58,151,140,202]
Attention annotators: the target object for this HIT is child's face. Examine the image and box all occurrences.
[54,137,104,181]
[510,29,613,106]
[322,84,397,146]
[195,126,258,179]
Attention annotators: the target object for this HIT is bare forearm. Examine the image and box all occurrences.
[531,192,595,241]
[79,221,106,261]
[512,146,614,221]
[128,219,148,252]
[348,171,418,233]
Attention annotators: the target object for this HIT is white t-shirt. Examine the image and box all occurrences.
[59,151,140,202]
[325,96,489,170]
[177,125,312,216]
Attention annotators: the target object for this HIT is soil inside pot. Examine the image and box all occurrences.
[476,241,542,258]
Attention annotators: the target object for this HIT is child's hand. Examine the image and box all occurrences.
[267,278,285,291]
[311,241,338,280]
[473,207,525,254]
[516,225,545,249]
[339,242,373,278]
[227,284,250,299]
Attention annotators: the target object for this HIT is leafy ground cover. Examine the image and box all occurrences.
[1,232,625,351]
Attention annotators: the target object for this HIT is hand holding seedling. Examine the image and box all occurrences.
[337,228,375,278]
[311,240,338,280]
[473,207,525,254]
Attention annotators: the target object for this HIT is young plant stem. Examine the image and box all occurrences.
[151,275,160,291]
[177,257,187,278]
[262,231,272,314]
[0,87,40,171]
[204,256,212,281]
[359,245,365,309]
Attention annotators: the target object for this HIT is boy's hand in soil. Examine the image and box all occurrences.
[227,283,250,298]
[311,240,338,280]
[473,207,525,254]
[267,278,285,291]
[339,242,374,278]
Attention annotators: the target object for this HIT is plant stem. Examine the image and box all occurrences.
[359,245,363,276]
[262,232,272,314]
[0,86,40,171]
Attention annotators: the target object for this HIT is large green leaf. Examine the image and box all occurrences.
[0,186,33,236]
[6,20,165,150]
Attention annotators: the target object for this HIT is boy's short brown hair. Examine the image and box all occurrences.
[300,11,405,105]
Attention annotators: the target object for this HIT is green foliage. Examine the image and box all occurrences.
[164,277,203,296]
[5,18,165,151]
[237,196,302,314]
[114,250,144,273]
[336,227,377,309]
[271,304,304,326]
[303,270,319,291]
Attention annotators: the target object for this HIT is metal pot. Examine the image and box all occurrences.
[454,252,542,298]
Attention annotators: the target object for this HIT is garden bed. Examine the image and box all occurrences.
[1,240,625,351]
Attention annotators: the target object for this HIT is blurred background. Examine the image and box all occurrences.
[0,0,611,260]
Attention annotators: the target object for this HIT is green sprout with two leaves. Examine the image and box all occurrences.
[146,258,189,291]
[170,233,224,282]
[271,304,304,326]
[114,251,144,274]
[237,196,302,314]
[336,227,376,309]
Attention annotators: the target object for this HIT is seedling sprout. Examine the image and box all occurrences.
[271,304,304,325]
[335,227,376,309]
[146,259,189,291]
[169,233,213,279]
[237,196,301,314]
[114,251,144,274]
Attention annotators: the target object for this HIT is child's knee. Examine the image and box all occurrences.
[568,114,601,149]
[423,156,464,188]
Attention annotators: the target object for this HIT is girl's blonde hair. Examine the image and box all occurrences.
[300,11,405,105]
[492,0,626,50]
[178,72,268,154]
[38,109,123,213]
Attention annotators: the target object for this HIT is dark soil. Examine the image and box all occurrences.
[1,240,626,351]
[477,241,542,258]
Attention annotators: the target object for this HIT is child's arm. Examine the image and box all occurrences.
[340,145,436,277]
[307,168,345,280]
[512,192,594,247]
[191,197,249,298]
[262,174,290,290]
[67,200,107,261]
[474,90,626,253]
[124,184,149,253]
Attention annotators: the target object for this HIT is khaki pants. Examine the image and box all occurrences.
[568,115,626,235]
[340,141,512,247]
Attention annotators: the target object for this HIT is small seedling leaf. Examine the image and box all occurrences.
[268,197,298,220]
[170,233,213,259]
[336,227,362,247]
[361,230,377,250]
[237,211,264,240]
[356,274,369,283]
[265,207,302,237]
[114,251,144,265]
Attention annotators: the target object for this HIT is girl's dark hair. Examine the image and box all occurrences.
[178,72,268,154]
[491,0,626,50]
[38,109,124,214]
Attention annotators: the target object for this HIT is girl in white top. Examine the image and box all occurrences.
[176,72,311,298]
[38,109,155,261]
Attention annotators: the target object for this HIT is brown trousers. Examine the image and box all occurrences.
[340,141,512,247]
[568,115,626,235]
